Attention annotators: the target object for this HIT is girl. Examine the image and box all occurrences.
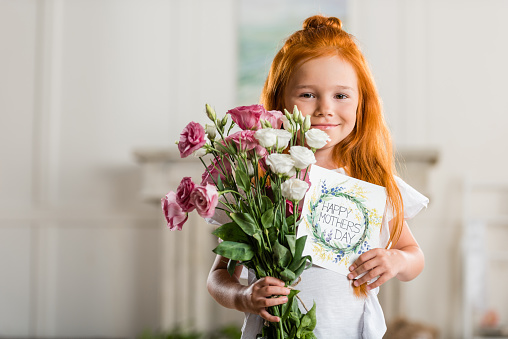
[207,15,428,338]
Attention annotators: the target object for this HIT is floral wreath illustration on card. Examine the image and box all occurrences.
[306,179,373,264]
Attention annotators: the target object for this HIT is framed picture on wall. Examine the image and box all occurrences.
[237,0,349,106]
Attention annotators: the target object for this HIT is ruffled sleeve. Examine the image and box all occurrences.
[379,176,429,247]
[394,176,429,220]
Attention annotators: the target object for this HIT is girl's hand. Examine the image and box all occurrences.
[347,248,404,290]
[241,276,290,322]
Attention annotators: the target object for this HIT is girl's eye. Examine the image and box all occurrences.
[300,93,315,99]
[335,94,348,99]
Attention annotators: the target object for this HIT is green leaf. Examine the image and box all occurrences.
[279,267,296,282]
[227,259,237,276]
[286,214,295,227]
[292,255,312,279]
[261,208,274,229]
[261,196,273,213]
[273,240,292,268]
[296,302,317,338]
[235,169,251,192]
[212,241,254,261]
[289,310,300,330]
[286,234,296,256]
[281,289,300,321]
[256,265,267,278]
[239,199,249,212]
[230,213,258,236]
[216,173,225,191]
[267,227,278,246]
[236,158,247,173]
[289,236,308,271]
[216,142,233,155]
[252,232,263,253]
[273,208,283,229]
[212,222,249,243]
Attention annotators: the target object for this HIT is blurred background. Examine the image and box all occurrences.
[1,0,508,338]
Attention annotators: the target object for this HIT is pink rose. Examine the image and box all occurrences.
[161,191,188,230]
[176,177,196,212]
[178,121,206,158]
[262,110,284,129]
[222,130,259,152]
[285,200,303,218]
[201,157,232,185]
[227,104,265,130]
[190,184,219,218]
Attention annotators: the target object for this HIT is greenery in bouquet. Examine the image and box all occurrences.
[161,104,331,339]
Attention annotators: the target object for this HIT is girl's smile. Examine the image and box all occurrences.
[311,123,340,130]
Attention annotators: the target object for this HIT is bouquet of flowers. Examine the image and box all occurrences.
[162,104,331,339]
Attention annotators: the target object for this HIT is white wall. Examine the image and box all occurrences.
[351,1,508,338]
[0,0,236,337]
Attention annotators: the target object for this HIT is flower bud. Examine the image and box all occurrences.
[281,116,299,134]
[205,124,216,140]
[299,114,305,124]
[303,115,311,132]
[261,119,272,128]
[221,114,228,127]
[284,109,293,122]
[293,105,300,122]
[205,104,216,121]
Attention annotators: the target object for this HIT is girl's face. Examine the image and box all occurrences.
[284,55,359,153]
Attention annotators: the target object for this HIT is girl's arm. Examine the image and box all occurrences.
[346,220,425,290]
[207,254,290,322]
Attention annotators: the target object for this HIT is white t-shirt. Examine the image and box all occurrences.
[209,170,429,339]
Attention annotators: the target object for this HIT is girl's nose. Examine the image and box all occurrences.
[315,97,334,116]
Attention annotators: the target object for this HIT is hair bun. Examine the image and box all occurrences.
[303,15,342,30]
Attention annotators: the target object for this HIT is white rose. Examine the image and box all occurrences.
[305,128,331,149]
[281,178,309,201]
[266,154,295,176]
[289,146,316,170]
[281,116,299,134]
[273,129,292,150]
[254,128,277,148]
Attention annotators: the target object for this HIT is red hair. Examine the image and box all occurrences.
[260,15,404,296]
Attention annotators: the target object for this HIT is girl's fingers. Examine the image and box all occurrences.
[259,309,280,323]
[354,266,383,286]
[262,285,290,297]
[366,274,390,290]
[261,276,285,286]
[348,257,377,279]
[259,295,288,308]
[350,249,379,269]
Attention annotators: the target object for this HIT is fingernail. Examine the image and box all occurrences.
[349,266,355,271]
[347,274,353,280]
[354,281,359,287]
[285,288,290,294]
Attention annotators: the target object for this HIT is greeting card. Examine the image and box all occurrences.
[297,165,387,276]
